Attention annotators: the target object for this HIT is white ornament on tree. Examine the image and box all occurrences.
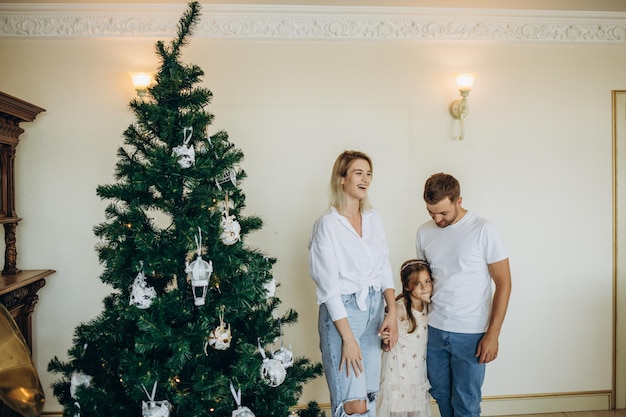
[172,126,195,168]
[220,213,241,245]
[130,262,157,309]
[219,196,241,246]
[272,344,294,369]
[230,383,255,417]
[272,323,294,369]
[205,307,231,352]
[215,168,237,191]
[141,382,171,417]
[70,371,92,399]
[186,227,213,306]
[258,340,286,387]
[70,344,92,399]
[263,277,276,299]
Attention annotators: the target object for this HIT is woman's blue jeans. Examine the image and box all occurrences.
[319,289,384,417]
[426,326,485,417]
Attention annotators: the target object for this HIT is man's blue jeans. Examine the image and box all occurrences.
[427,326,485,417]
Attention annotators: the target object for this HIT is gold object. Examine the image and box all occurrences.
[0,303,44,417]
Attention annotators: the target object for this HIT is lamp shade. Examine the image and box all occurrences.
[131,72,152,90]
[456,74,475,92]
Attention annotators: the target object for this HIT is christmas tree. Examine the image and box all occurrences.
[48,3,323,417]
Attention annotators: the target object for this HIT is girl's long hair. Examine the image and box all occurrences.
[397,259,432,334]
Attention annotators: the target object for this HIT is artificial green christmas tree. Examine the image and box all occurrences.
[48,3,323,416]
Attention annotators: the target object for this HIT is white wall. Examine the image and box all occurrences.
[0,5,625,414]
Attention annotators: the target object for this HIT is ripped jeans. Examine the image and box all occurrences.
[319,289,384,417]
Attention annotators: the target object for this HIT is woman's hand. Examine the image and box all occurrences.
[340,337,364,377]
[379,311,398,350]
[334,318,363,377]
[380,288,399,349]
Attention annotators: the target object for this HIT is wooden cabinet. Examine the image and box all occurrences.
[0,270,53,352]
[0,91,46,274]
[0,92,54,417]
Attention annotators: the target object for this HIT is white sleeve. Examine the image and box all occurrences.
[373,212,394,292]
[415,226,426,261]
[308,217,347,321]
[483,222,508,264]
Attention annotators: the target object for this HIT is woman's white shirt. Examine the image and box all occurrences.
[309,207,394,322]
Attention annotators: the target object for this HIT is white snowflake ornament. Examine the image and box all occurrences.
[258,340,286,387]
[186,228,213,306]
[172,126,195,169]
[141,382,171,417]
[130,264,156,309]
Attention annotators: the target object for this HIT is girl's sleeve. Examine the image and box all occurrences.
[309,218,347,321]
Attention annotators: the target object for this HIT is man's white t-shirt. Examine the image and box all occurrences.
[416,211,508,333]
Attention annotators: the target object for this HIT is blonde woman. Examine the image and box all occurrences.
[309,150,398,417]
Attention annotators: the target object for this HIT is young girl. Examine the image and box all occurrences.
[377,259,434,417]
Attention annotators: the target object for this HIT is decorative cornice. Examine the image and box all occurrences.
[1,3,626,43]
[0,91,46,123]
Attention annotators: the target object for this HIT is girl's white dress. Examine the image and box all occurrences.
[377,300,431,417]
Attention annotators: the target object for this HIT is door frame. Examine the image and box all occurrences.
[612,90,626,409]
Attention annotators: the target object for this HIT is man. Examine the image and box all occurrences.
[415,173,511,417]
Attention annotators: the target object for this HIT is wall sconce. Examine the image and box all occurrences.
[130,72,153,98]
[449,73,475,140]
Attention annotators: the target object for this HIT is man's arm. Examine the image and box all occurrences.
[476,258,512,364]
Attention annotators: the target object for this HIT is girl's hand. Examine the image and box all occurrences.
[380,330,391,352]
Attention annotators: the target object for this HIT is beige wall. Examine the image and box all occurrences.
[1,4,625,415]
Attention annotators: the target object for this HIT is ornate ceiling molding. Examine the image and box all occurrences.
[1,3,626,43]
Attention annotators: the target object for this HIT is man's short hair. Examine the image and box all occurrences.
[423,173,460,204]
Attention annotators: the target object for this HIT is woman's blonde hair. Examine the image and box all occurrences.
[329,150,373,212]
